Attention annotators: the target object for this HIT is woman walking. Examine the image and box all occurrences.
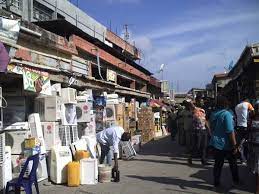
[209,96,240,188]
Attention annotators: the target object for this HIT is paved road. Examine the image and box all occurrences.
[38,136,255,194]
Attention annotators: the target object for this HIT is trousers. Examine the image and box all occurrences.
[99,144,112,166]
[213,148,239,186]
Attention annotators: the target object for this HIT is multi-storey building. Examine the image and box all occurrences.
[0,0,161,101]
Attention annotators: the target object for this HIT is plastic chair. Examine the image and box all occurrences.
[5,154,40,194]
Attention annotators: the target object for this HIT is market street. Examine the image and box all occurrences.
[38,136,254,194]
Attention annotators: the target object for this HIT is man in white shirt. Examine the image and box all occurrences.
[97,126,130,171]
[235,98,255,164]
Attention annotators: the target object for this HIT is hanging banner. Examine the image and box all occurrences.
[22,67,51,95]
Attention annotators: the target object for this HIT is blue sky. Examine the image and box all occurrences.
[71,0,259,92]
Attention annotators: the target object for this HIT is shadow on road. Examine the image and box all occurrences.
[135,135,255,194]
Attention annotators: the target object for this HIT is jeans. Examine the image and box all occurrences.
[236,127,248,162]
[213,148,239,186]
[99,144,112,166]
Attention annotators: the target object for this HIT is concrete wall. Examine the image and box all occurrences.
[0,0,107,42]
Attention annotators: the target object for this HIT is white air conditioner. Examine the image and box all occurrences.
[81,136,97,159]
[0,163,5,191]
[80,158,98,185]
[5,130,30,154]
[105,104,116,121]
[4,122,29,131]
[70,125,79,144]
[61,104,77,126]
[35,96,62,122]
[61,88,76,104]
[0,146,12,191]
[76,96,93,123]
[50,146,72,184]
[28,113,46,154]
[42,122,61,151]
[59,126,71,146]
[83,115,96,137]
[21,154,48,182]
[0,133,5,164]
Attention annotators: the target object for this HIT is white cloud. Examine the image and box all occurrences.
[143,12,259,40]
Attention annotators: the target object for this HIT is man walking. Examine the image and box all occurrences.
[187,101,209,165]
[235,98,255,164]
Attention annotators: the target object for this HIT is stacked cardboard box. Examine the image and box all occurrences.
[138,107,155,142]
[115,104,124,128]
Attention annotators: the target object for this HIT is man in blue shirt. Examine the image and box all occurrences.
[209,96,240,188]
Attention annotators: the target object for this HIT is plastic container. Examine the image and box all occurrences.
[67,161,80,187]
[98,164,112,183]
[80,158,98,185]
[75,150,90,161]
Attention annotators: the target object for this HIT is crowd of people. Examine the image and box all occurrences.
[167,95,259,192]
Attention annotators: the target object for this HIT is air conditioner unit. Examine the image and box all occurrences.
[59,126,71,146]
[61,104,77,126]
[28,113,46,154]
[83,115,96,137]
[76,96,93,123]
[70,125,79,144]
[105,104,116,121]
[0,146,12,191]
[4,122,29,131]
[0,133,5,164]
[20,154,48,182]
[50,146,72,184]
[80,158,98,185]
[42,122,61,151]
[0,163,5,191]
[34,96,62,122]
[4,97,27,125]
[61,88,76,104]
[81,136,97,159]
[5,130,30,154]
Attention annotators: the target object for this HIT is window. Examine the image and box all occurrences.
[12,0,22,10]
[33,1,53,21]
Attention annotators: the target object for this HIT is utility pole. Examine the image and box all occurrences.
[123,24,130,42]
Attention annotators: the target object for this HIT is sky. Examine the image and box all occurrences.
[70,0,259,92]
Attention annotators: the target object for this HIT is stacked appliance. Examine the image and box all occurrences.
[27,113,48,182]
[0,143,12,192]
[105,94,118,127]
[59,88,78,146]
[50,146,72,184]
[76,93,95,138]
[5,126,31,175]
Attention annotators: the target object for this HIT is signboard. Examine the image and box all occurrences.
[0,18,20,43]
[107,69,117,82]
[23,67,51,95]
[8,64,51,95]
[161,80,169,94]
